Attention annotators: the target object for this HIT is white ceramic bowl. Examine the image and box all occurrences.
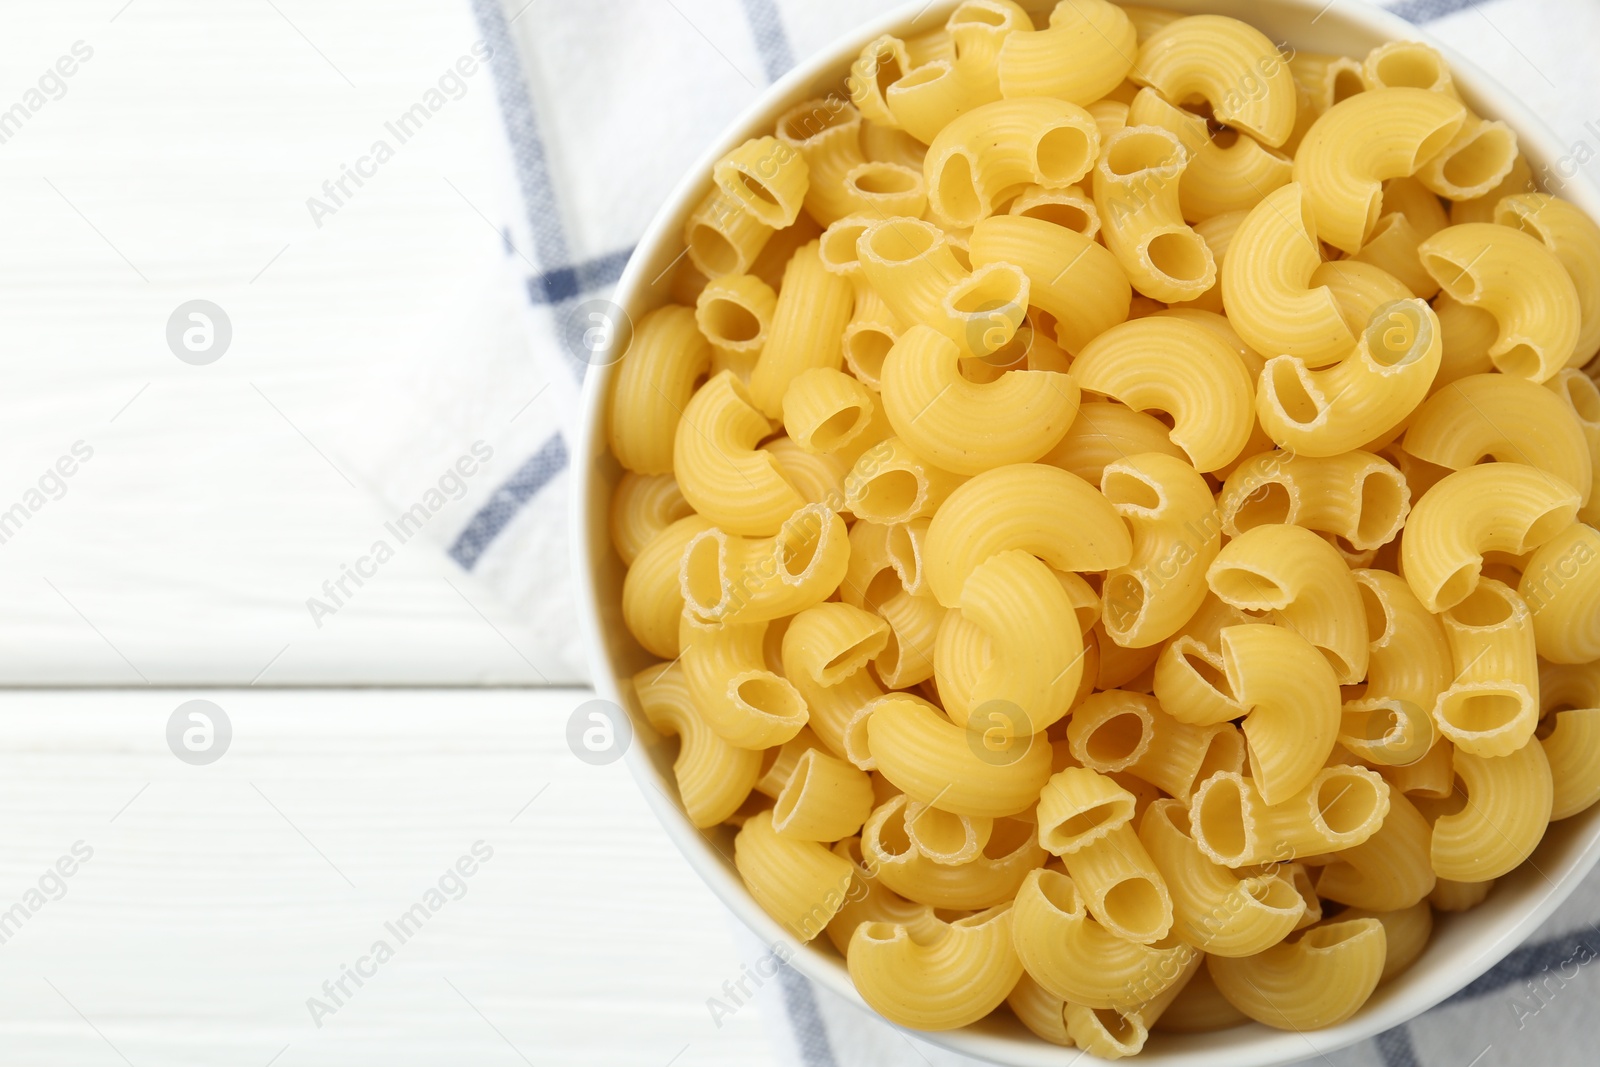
[572,3,1600,1063]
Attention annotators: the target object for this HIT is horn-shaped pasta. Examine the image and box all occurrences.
[924,98,1101,229]
[754,728,825,799]
[713,135,809,230]
[608,306,712,474]
[823,835,937,954]
[1006,972,1073,1047]
[922,464,1131,606]
[1044,402,1189,487]
[1542,709,1600,821]
[1416,114,1518,201]
[1404,373,1592,506]
[1151,962,1249,1033]
[780,606,887,759]
[1293,88,1467,253]
[1208,524,1368,685]
[843,436,963,525]
[1093,126,1216,303]
[1038,767,1136,855]
[694,272,777,382]
[1012,869,1194,1010]
[1220,450,1410,553]
[1132,15,1297,147]
[866,692,1051,817]
[1072,316,1256,473]
[1400,462,1581,612]
[1314,789,1436,911]
[1218,624,1341,803]
[968,214,1131,355]
[1380,737,1457,800]
[1339,696,1438,768]
[848,904,1022,1030]
[681,504,848,624]
[633,661,761,827]
[934,550,1085,731]
[1062,822,1173,943]
[772,748,875,841]
[684,186,774,278]
[781,368,878,456]
[1067,690,1226,800]
[610,473,693,567]
[734,809,855,942]
[857,217,1026,356]
[748,241,855,418]
[1497,193,1600,366]
[1434,579,1539,758]
[903,800,992,865]
[1182,131,1294,223]
[1418,223,1582,382]
[1338,901,1434,984]
[1139,799,1304,957]
[1256,298,1442,458]
[1063,956,1202,1059]
[1099,452,1220,647]
[1362,39,1458,97]
[1207,918,1386,1029]
[1009,183,1100,237]
[997,0,1137,105]
[879,325,1079,475]
[860,793,1045,908]
[1431,741,1553,881]
[775,98,868,226]
[1519,522,1600,665]
[1152,634,1245,726]
[1222,184,1353,366]
[621,515,713,658]
[1190,765,1390,866]
[674,372,805,535]
[680,615,808,750]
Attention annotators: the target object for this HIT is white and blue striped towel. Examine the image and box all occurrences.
[447,0,1600,1061]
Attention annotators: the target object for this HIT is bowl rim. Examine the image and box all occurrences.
[570,2,1600,1064]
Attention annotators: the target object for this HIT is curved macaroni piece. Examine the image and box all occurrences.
[621,515,713,659]
[823,836,936,955]
[1416,114,1517,201]
[1361,39,1457,97]
[1072,316,1255,472]
[685,186,774,278]
[780,367,877,457]
[1219,623,1341,803]
[1404,373,1592,506]
[634,661,761,827]
[714,135,809,230]
[679,614,809,752]
[997,0,1137,105]
[1418,222,1582,382]
[695,272,777,381]
[675,372,805,535]
[748,241,855,418]
[843,437,962,525]
[610,473,693,567]
[1434,579,1539,758]
[1009,182,1100,238]
[775,98,868,226]
[681,504,848,624]
[1219,450,1410,553]
[1315,786,1436,911]
[1061,822,1174,944]
[1293,88,1467,253]
[1037,767,1136,856]
[1043,402,1188,488]
[1190,765,1390,866]
[1006,972,1073,1047]
[1354,569,1453,714]
[1497,193,1600,366]
[1431,741,1552,881]
[1094,126,1216,303]
[861,794,1045,908]
[1337,901,1434,984]
[1099,452,1220,648]
[1400,462,1581,612]
[1182,131,1293,223]
[1133,15,1296,147]
[880,325,1079,475]
[1221,183,1353,365]
[1519,523,1600,664]
[1256,298,1442,459]
[781,602,888,689]
[608,306,712,474]
[923,463,1131,607]
[866,692,1050,817]
[1140,799,1305,957]
[848,905,1022,1030]
[1207,919,1386,1030]
[772,748,875,841]
[734,809,855,941]
[902,800,992,865]
[924,98,1101,229]
[1542,709,1600,821]
[1013,868,1194,1011]
[1209,524,1369,685]
[968,214,1131,355]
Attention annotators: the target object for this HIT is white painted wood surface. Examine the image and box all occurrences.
[0,688,780,1066]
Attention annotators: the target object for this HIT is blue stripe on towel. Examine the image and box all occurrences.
[526,246,635,306]
[740,0,796,81]
[1443,927,1600,1005]
[776,962,839,1067]
[449,434,569,570]
[1391,0,1497,22]
[1376,1024,1423,1067]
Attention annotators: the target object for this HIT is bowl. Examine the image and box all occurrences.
[571,2,1600,1063]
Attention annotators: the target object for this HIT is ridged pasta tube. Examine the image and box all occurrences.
[1094,126,1216,303]
[1219,450,1410,552]
[674,372,805,536]
[1542,709,1600,821]
[967,214,1132,355]
[859,793,1045,908]
[679,614,808,750]
[924,98,1101,229]
[1314,789,1436,911]
[848,904,1022,1030]
[1190,765,1390,866]
[1434,579,1540,758]
[1431,741,1552,881]
[1496,193,1600,366]
[997,0,1137,105]
[633,661,761,827]
[680,504,848,624]
[1519,523,1600,664]
[734,809,855,942]
[1218,623,1341,803]
[608,306,712,474]
[866,692,1051,817]
[1133,15,1297,147]
[1207,918,1386,1029]
[748,241,855,418]
[609,473,693,567]
[621,515,713,659]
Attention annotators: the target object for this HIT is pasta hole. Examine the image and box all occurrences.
[777,517,824,578]
[1232,480,1293,530]
[1525,504,1575,548]
[823,632,880,677]
[1421,251,1478,299]
[1020,200,1091,233]
[1054,802,1124,841]
[1146,231,1210,283]
[1185,649,1231,695]
[737,675,802,718]
[1208,564,1287,609]
[1094,1007,1141,1045]
[703,298,761,344]
[1332,67,1365,103]
[809,406,867,452]
[1376,50,1445,89]
[1083,711,1149,767]
[876,807,914,856]
[1034,869,1083,913]
[1356,472,1406,546]
[1358,581,1392,644]
[1315,773,1380,835]
[1212,127,1241,150]
[1100,877,1165,938]
[689,224,741,277]
[734,171,780,208]
[1560,373,1600,425]
[845,325,894,384]
[866,219,939,263]
[1434,563,1479,611]
[1415,120,1461,170]
[871,45,904,99]
[1103,469,1163,512]
[908,807,969,856]
[1442,126,1515,190]
[936,154,983,222]
[856,469,921,521]
[1196,778,1247,860]
[1495,342,1544,381]
[1035,126,1093,183]
[1441,689,1526,734]
[1196,728,1244,783]
[885,524,920,587]
[683,535,726,610]
[820,221,870,271]
[1268,360,1322,425]
[1106,131,1180,177]
[1451,583,1514,628]
[851,163,919,196]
